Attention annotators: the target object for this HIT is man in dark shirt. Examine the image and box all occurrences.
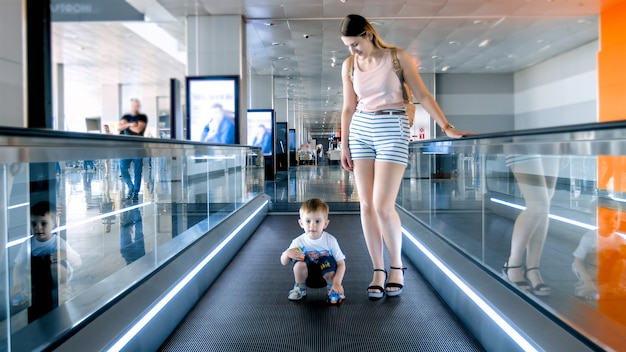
[118,98,148,201]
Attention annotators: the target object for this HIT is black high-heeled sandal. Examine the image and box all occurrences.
[386,266,407,297]
[525,267,551,296]
[368,269,387,300]
[502,261,531,291]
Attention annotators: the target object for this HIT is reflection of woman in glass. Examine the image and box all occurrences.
[200,103,235,144]
[503,156,559,296]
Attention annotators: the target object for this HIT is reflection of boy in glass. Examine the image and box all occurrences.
[12,201,82,322]
[574,207,626,301]
[200,103,235,144]
[251,124,272,155]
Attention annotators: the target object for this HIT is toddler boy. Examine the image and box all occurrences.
[280,198,346,303]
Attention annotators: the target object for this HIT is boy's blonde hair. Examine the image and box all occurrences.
[300,198,329,217]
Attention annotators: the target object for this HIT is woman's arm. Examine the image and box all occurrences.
[340,57,358,171]
[396,48,471,138]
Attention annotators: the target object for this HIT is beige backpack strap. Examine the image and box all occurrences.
[348,55,355,82]
[391,48,402,78]
[391,49,410,103]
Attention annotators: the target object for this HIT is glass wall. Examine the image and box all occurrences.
[0,130,263,350]
[397,124,626,351]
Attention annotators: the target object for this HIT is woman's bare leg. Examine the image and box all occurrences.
[353,159,386,291]
[373,160,407,291]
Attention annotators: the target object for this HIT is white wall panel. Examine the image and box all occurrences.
[0,0,24,127]
[514,40,598,129]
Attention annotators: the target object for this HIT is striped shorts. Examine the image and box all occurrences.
[349,110,410,166]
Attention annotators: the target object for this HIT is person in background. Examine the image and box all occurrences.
[118,98,148,201]
[339,14,469,299]
[200,103,235,144]
[316,144,324,165]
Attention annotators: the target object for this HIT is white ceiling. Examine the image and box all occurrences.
[52,0,600,133]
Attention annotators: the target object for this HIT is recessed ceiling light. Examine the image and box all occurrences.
[431,55,443,60]
[370,21,383,26]
[478,39,492,48]
[441,66,450,72]
[271,42,285,46]
[418,66,427,71]
[577,19,592,25]
[282,68,291,71]
[473,20,486,25]
[276,56,289,60]
[485,65,495,70]
[263,22,275,26]
[507,54,518,59]
[448,41,462,45]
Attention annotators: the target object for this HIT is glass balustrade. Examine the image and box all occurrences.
[0,129,263,351]
[398,123,626,350]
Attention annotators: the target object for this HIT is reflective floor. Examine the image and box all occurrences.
[268,162,360,212]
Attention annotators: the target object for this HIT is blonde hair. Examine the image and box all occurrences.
[300,198,329,217]
[341,14,397,50]
[365,23,397,50]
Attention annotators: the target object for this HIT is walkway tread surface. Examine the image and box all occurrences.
[160,215,484,352]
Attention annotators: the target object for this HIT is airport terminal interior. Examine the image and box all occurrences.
[2,0,626,351]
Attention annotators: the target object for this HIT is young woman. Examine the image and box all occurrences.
[339,14,469,299]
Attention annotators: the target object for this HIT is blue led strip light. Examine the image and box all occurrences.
[401,227,538,352]
[490,198,597,230]
[107,200,268,352]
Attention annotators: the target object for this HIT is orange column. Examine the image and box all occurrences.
[597,0,626,325]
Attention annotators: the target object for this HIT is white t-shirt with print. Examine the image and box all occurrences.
[287,231,346,262]
[14,235,80,275]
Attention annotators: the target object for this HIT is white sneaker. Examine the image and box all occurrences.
[288,284,306,301]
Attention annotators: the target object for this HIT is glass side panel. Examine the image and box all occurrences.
[0,134,263,349]
[398,129,626,351]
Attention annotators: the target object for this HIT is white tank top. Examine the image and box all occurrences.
[353,50,405,112]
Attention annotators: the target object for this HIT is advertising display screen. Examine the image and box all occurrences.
[288,129,296,152]
[186,76,239,144]
[247,110,274,156]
